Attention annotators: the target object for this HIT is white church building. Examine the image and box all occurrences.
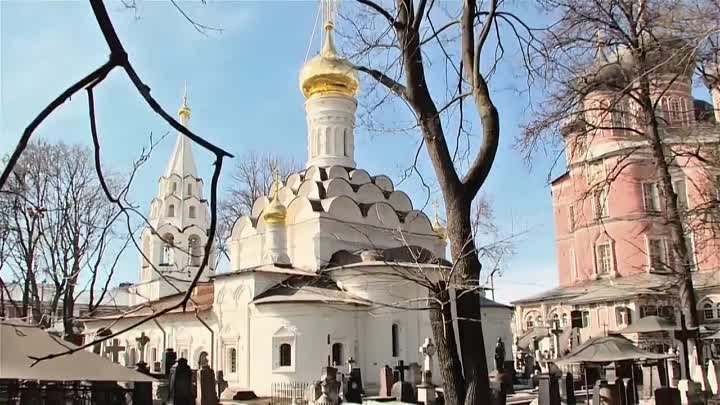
[84,17,513,396]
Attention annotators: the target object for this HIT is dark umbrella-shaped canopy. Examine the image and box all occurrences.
[616,316,679,334]
[555,335,669,365]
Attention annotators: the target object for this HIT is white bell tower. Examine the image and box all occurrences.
[132,88,215,304]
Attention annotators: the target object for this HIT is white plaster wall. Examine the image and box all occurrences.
[85,312,216,370]
[480,306,515,372]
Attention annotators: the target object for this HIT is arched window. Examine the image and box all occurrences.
[669,98,681,122]
[611,100,627,132]
[331,343,344,366]
[188,235,202,266]
[171,182,177,193]
[186,183,192,196]
[188,206,197,219]
[705,302,715,320]
[162,234,175,265]
[391,323,400,357]
[167,204,175,217]
[279,343,292,367]
[228,348,237,373]
[526,318,534,330]
[552,313,560,329]
[561,313,568,327]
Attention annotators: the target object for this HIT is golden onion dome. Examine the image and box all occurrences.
[178,95,191,121]
[299,21,359,99]
[263,179,287,225]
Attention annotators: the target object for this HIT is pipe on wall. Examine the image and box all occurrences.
[195,311,214,368]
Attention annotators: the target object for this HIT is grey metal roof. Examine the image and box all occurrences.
[511,272,679,305]
[251,276,372,306]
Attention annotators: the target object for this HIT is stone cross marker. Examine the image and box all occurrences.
[136,332,150,364]
[105,339,126,363]
[419,338,436,385]
[394,360,410,383]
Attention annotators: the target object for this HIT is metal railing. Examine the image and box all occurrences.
[270,382,311,405]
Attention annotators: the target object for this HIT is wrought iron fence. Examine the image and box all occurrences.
[0,380,132,405]
[270,381,311,405]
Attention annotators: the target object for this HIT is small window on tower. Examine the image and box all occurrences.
[189,206,197,219]
[187,183,192,196]
[167,204,175,217]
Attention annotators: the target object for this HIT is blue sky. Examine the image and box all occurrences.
[1,1,566,303]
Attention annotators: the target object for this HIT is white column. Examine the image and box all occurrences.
[264,223,289,265]
[305,94,357,168]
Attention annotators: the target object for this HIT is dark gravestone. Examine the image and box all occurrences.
[613,378,626,405]
[538,374,561,405]
[391,360,416,403]
[622,378,637,405]
[655,387,681,405]
[559,373,576,405]
[216,370,228,399]
[163,348,178,377]
[169,358,193,405]
[133,362,153,405]
[198,365,219,405]
[346,368,364,403]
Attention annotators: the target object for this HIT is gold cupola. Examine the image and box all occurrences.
[262,168,287,225]
[299,20,359,99]
[178,83,191,123]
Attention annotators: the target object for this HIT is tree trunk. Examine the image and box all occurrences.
[637,70,700,331]
[430,285,466,405]
[447,199,490,405]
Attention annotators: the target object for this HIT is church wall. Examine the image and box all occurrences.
[84,311,217,371]
[247,303,364,396]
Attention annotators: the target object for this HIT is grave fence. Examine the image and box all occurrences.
[0,380,133,405]
[270,381,311,405]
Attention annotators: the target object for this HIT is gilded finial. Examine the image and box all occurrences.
[263,165,287,224]
[432,200,447,239]
[178,82,191,122]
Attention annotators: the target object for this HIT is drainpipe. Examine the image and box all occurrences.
[153,318,167,351]
[195,311,214,368]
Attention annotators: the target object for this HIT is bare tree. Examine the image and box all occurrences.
[0,140,127,341]
[520,0,720,373]
[333,1,542,403]
[0,0,232,361]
